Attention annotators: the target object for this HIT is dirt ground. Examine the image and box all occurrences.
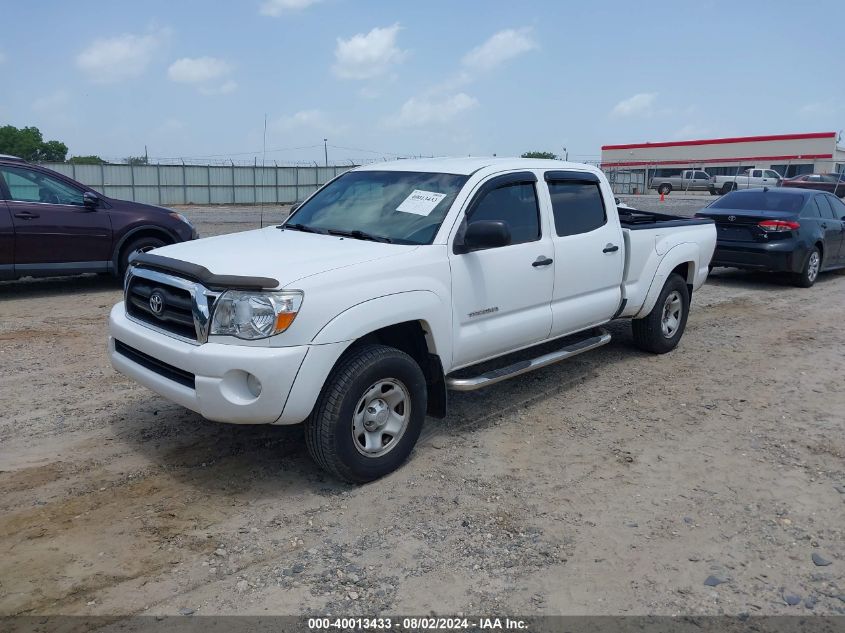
[0,204,843,618]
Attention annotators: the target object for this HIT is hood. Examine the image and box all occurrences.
[149,226,417,288]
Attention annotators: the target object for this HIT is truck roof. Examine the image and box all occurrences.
[353,157,601,176]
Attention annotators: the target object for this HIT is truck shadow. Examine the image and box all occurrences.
[110,330,629,494]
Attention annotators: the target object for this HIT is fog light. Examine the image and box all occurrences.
[246,373,262,398]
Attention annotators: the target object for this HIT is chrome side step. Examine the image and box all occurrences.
[445,328,611,392]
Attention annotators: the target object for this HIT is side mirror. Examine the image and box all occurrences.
[289,202,301,213]
[461,220,511,252]
[83,192,100,209]
[614,197,621,205]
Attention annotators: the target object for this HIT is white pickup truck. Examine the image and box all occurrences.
[709,168,783,195]
[109,158,716,482]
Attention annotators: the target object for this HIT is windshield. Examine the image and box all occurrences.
[285,170,469,245]
[710,190,805,213]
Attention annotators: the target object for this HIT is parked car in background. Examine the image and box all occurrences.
[649,170,711,195]
[0,155,197,281]
[709,168,783,195]
[696,188,845,287]
[781,173,845,197]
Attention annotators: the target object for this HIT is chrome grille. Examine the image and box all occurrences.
[124,267,221,344]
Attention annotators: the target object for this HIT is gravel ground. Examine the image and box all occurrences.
[0,205,843,617]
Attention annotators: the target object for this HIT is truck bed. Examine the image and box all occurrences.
[618,207,714,230]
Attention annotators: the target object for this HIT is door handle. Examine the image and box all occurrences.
[14,211,39,220]
[603,244,620,253]
[532,256,553,267]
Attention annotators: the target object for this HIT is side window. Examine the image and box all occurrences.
[548,181,607,237]
[765,170,780,179]
[826,195,845,219]
[695,172,708,180]
[0,166,84,205]
[804,199,822,218]
[752,170,763,178]
[469,182,540,245]
[816,195,836,219]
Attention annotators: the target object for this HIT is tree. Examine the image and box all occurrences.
[68,155,106,165]
[521,151,558,160]
[124,155,149,165]
[0,125,68,161]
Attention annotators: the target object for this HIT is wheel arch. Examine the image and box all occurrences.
[112,225,179,273]
[635,243,700,318]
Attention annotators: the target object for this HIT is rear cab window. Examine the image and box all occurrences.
[545,171,607,237]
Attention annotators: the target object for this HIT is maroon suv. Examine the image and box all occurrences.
[0,156,197,281]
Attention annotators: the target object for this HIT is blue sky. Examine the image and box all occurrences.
[1,0,843,164]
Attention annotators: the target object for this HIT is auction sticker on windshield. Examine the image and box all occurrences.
[397,190,447,216]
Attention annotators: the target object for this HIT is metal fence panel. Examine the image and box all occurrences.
[36,162,356,205]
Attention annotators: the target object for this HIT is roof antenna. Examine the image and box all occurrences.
[260,113,267,229]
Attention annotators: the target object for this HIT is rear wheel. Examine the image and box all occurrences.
[658,184,672,195]
[632,273,690,354]
[305,344,427,483]
[792,247,821,288]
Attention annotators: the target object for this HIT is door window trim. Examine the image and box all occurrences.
[453,171,541,253]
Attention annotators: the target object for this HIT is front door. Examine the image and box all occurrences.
[543,172,624,337]
[449,173,554,369]
[0,202,13,280]
[0,164,112,274]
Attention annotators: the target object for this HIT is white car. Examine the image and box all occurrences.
[710,168,783,195]
[109,158,716,482]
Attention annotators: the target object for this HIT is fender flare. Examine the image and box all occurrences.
[311,290,451,362]
[634,242,700,319]
[111,225,180,272]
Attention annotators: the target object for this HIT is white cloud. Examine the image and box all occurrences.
[333,24,407,80]
[32,90,70,112]
[260,0,321,16]
[168,57,233,83]
[611,93,657,118]
[272,109,341,134]
[168,57,236,95]
[462,27,538,72]
[76,31,163,83]
[387,93,479,128]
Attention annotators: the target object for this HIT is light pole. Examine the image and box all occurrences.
[324,139,328,167]
[562,147,568,161]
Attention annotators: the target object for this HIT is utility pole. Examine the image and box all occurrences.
[324,138,328,167]
[144,145,148,164]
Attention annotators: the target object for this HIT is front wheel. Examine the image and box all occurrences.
[305,344,427,483]
[792,247,821,288]
[118,235,166,277]
[632,273,690,354]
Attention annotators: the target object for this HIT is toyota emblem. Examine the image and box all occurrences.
[149,290,165,316]
[728,215,736,222]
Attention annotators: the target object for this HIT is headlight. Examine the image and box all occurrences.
[210,290,303,339]
[169,211,194,227]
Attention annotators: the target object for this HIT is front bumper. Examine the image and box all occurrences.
[711,239,802,273]
[109,303,307,424]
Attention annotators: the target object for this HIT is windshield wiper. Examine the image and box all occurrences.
[278,222,327,234]
[326,229,393,243]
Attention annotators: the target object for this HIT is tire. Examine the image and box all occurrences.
[118,236,166,277]
[305,344,427,483]
[658,184,672,195]
[709,190,718,196]
[792,247,821,288]
[721,183,736,195]
[632,273,690,354]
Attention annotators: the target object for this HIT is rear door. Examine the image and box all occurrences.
[0,164,112,274]
[0,197,13,279]
[449,171,554,368]
[815,195,844,266]
[820,194,845,262]
[543,170,624,337]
